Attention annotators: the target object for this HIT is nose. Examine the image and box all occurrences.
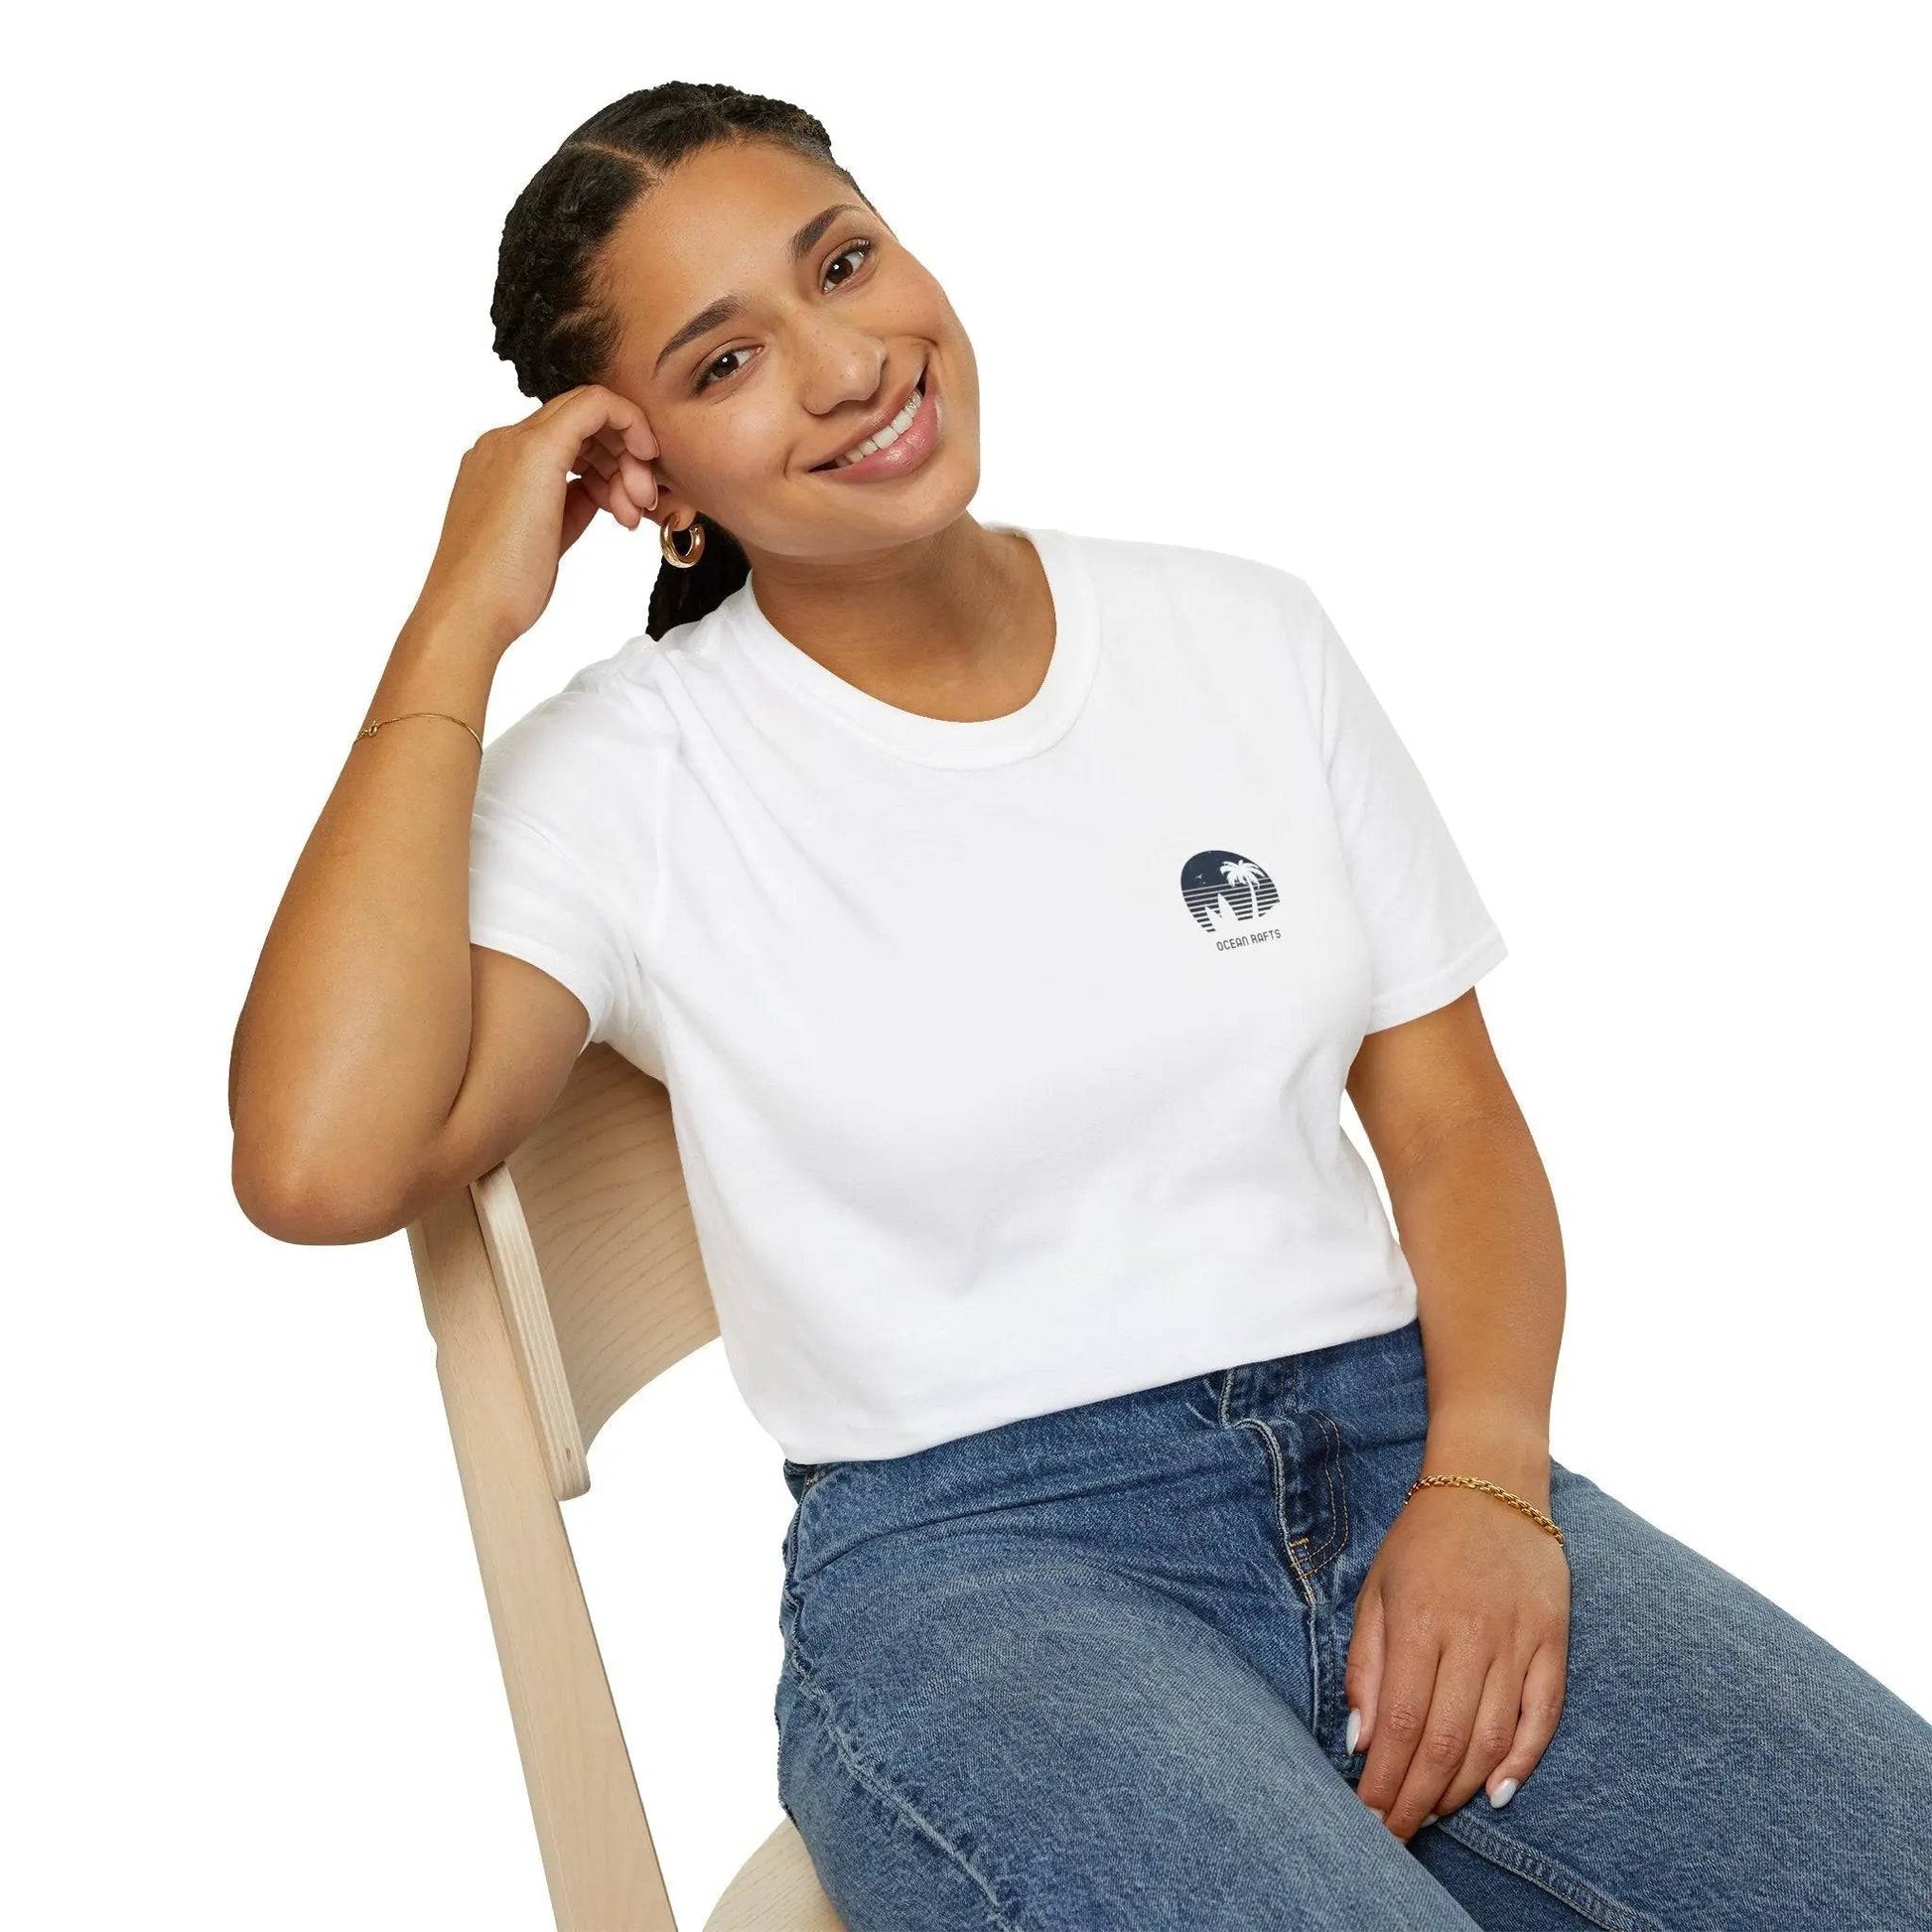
[797,329,891,418]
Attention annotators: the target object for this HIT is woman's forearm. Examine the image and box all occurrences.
[229,607,500,1236]
[1380,1111,1566,1513]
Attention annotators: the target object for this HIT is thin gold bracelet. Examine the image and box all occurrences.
[1406,1473,1565,1546]
[354,711,483,754]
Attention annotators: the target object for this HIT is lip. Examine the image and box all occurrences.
[808,358,941,483]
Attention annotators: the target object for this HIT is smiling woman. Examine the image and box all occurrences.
[489,83,979,645]
[236,73,1932,1932]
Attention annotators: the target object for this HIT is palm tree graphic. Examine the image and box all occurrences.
[1221,859,1264,920]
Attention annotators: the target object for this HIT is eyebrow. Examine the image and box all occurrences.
[651,203,870,379]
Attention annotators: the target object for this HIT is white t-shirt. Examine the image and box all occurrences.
[468,522,1506,1462]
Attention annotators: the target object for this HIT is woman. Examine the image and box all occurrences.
[229,82,1932,1928]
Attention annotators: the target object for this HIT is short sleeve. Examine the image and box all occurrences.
[1305,585,1508,1033]
[468,667,638,1053]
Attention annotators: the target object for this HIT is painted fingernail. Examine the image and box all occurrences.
[1488,1777,1519,1808]
[1423,1813,1440,1826]
[1367,1807,1386,1823]
[1344,1707,1362,1754]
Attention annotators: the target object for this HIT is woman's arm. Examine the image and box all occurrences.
[228,610,503,1239]
[1348,987,1565,1511]
[228,386,660,1243]
[1338,987,1572,1841]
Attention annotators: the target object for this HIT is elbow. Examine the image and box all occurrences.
[230,1146,416,1247]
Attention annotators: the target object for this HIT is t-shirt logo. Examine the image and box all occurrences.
[1180,849,1284,949]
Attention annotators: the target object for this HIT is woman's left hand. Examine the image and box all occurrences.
[1343,1481,1572,1839]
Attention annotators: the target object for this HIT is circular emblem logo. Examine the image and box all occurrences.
[1179,850,1280,934]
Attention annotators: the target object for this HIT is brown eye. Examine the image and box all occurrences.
[824,238,875,291]
[696,345,753,391]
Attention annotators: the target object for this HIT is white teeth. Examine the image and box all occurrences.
[832,378,924,467]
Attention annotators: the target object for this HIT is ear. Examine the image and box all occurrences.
[648,486,700,537]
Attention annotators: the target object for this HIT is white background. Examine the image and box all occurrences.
[7,4,1927,1926]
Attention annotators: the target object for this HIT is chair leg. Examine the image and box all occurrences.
[411,1187,679,1931]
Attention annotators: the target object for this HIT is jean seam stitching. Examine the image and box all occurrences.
[1435,1812,1668,1932]
[779,1501,807,1662]
[1299,1406,1350,1577]
[1234,1417,1320,1589]
[784,1651,1025,1931]
[1236,1412,1332,1746]
[1237,1408,1345,1577]
[773,1669,795,1819]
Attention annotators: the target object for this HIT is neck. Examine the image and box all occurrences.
[737,517,1047,719]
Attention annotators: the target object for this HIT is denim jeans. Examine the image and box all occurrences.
[773,1315,1932,1928]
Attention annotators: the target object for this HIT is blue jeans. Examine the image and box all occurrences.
[773,1315,1932,1928]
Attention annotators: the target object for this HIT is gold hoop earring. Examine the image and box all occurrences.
[659,515,705,569]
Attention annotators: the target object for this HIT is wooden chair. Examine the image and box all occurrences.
[402,1042,846,1930]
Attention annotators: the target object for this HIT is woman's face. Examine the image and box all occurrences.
[594,140,980,566]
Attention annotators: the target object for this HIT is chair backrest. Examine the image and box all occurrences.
[471,1042,720,1498]
[404,1043,720,1931]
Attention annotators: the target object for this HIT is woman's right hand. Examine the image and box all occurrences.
[412,384,662,656]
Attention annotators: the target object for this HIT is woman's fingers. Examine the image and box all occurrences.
[609,394,658,464]
[583,410,658,514]
[1433,1650,1522,1820]
[1382,1640,1490,1839]
[1353,1630,1445,1831]
[573,462,649,534]
[559,475,602,557]
[540,385,659,528]
[616,450,658,515]
[572,437,657,528]
[573,449,646,529]
[1483,1635,1568,1808]
[1343,1580,1386,1762]
[576,437,618,481]
[540,381,658,465]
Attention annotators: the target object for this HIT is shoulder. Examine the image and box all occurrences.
[1052,526,1330,697]
[475,625,689,842]
[484,623,687,764]
[1053,525,1321,628]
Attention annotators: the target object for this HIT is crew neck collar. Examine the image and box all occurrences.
[719,522,1097,769]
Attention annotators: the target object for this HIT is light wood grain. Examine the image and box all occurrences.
[704,1818,846,1930]
[404,1043,845,1929]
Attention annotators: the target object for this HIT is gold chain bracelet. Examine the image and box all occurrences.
[354,711,483,754]
[1406,1473,1565,1546]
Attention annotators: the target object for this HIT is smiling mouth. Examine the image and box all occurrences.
[810,365,930,472]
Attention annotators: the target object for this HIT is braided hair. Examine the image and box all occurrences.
[490,82,872,639]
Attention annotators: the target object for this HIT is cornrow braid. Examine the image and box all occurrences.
[490,81,871,638]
